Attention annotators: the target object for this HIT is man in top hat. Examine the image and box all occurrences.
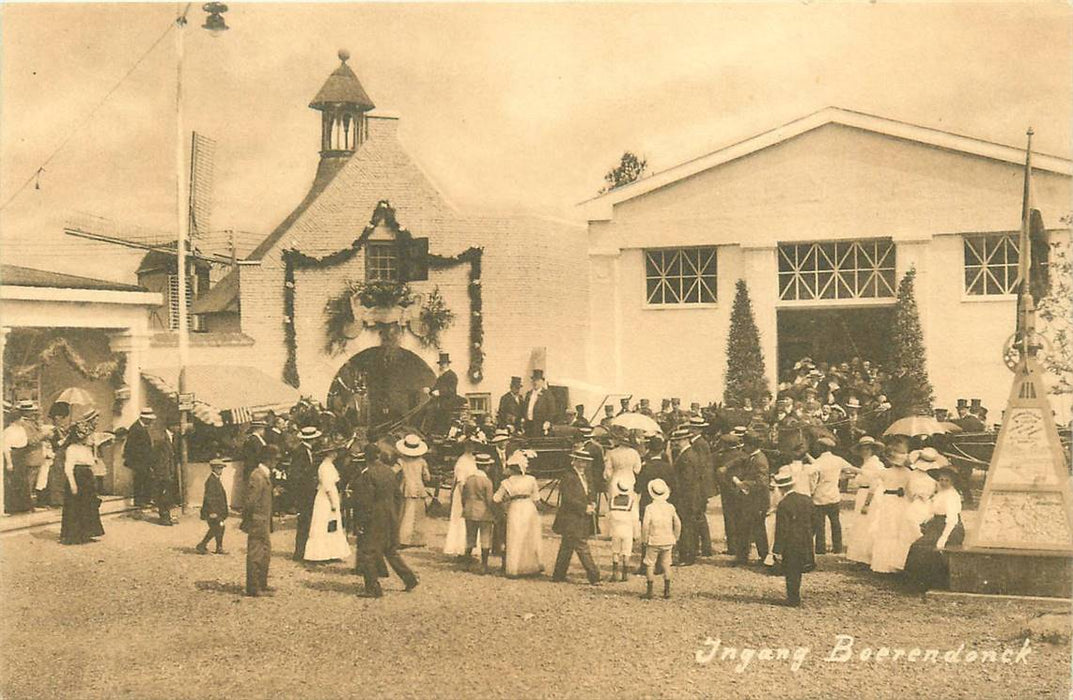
[599,404,616,429]
[424,352,459,434]
[688,415,716,558]
[731,432,771,566]
[3,400,44,514]
[353,443,419,597]
[954,398,985,433]
[497,376,525,432]
[668,427,702,565]
[551,450,602,585]
[524,369,557,436]
[772,469,815,607]
[241,419,269,479]
[290,425,323,560]
[123,408,157,507]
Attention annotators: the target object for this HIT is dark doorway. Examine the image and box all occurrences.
[777,306,895,379]
[326,346,435,431]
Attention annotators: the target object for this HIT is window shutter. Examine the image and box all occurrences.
[400,237,429,282]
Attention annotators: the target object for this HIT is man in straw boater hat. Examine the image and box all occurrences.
[551,449,602,585]
[290,425,323,561]
[2,399,44,514]
[668,426,702,566]
[196,459,229,555]
[241,417,269,479]
[123,407,158,507]
[496,376,525,432]
[353,442,419,598]
[687,415,716,558]
[463,452,497,574]
[772,468,815,607]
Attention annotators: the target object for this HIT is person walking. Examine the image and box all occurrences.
[353,444,419,598]
[395,434,431,548]
[59,411,105,545]
[772,470,815,607]
[241,446,276,597]
[122,408,156,507]
[641,478,681,599]
[195,459,229,555]
[551,450,601,585]
[152,424,178,526]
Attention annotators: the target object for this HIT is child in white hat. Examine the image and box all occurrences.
[641,478,681,599]
[607,474,637,582]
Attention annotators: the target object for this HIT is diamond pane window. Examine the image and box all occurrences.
[365,242,399,282]
[777,239,896,301]
[963,233,1021,295]
[644,247,717,305]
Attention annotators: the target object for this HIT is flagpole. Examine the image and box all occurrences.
[175,4,191,513]
[1017,127,1035,363]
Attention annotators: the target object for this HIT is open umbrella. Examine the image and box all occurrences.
[940,421,963,434]
[884,415,947,437]
[53,387,95,408]
[610,412,662,436]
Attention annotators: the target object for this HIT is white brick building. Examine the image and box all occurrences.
[579,108,1072,418]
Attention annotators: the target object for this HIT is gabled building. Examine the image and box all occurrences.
[579,107,1072,416]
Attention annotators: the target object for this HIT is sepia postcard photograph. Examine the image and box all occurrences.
[1,2,1071,698]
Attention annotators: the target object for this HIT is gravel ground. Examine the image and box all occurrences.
[1,505,1068,700]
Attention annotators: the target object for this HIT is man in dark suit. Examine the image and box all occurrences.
[196,459,230,554]
[290,426,321,561]
[153,425,178,526]
[122,408,156,507]
[577,425,606,502]
[688,416,715,558]
[715,431,746,555]
[496,376,525,431]
[425,352,459,434]
[732,432,771,566]
[353,443,418,598]
[241,445,276,597]
[523,369,558,436]
[241,419,268,478]
[488,430,512,558]
[551,450,601,584]
[772,470,815,606]
[669,427,703,566]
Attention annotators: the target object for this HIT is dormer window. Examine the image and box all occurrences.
[366,242,399,282]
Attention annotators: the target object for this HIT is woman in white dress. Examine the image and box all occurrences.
[847,436,885,564]
[396,434,431,547]
[444,435,479,557]
[869,444,913,573]
[492,451,544,577]
[901,448,941,549]
[304,447,352,562]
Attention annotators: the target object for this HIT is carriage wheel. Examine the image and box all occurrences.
[537,477,561,510]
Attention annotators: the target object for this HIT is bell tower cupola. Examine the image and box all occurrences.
[309,49,375,157]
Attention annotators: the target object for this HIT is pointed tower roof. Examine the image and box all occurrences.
[309,49,375,111]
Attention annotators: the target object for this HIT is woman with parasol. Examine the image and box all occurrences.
[59,409,105,545]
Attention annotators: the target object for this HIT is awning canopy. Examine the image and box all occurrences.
[141,365,300,426]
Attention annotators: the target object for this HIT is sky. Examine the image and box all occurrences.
[1,2,1071,281]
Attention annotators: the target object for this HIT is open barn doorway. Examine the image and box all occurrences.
[776,306,895,381]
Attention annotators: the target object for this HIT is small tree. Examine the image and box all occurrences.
[723,279,770,407]
[599,151,647,194]
[1037,218,1073,395]
[888,267,935,418]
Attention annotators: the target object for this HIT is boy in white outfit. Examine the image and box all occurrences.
[641,478,681,599]
[607,475,637,582]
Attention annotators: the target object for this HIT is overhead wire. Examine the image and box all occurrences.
[0,15,178,213]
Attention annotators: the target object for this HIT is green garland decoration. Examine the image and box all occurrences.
[281,200,484,387]
[10,336,127,389]
[417,286,455,349]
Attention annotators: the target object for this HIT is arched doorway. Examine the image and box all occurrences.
[327,346,436,431]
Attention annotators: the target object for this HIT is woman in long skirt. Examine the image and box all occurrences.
[396,435,431,547]
[304,449,352,562]
[846,436,884,564]
[444,436,478,556]
[869,447,913,574]
[904,467,965,592]
[60,412,104,545]
[492,454,543,577]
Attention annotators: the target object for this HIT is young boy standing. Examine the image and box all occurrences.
[196,459,229,554]
[462,453,497,574]
[641,478,681,599]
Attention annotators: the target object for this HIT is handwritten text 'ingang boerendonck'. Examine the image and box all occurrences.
[694,634,1033,673]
